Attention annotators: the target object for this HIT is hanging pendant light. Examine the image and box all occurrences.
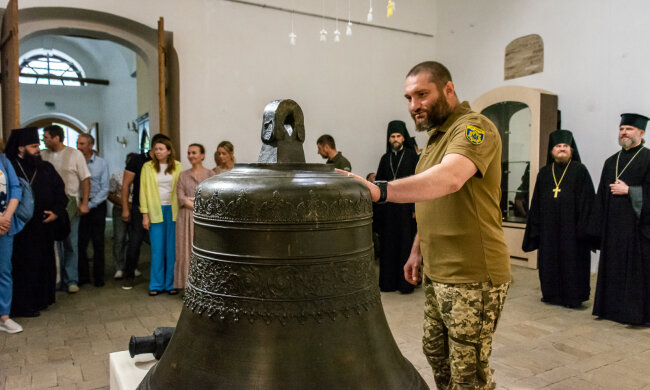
[334,0,341,42]
[289,5,297,45]
[320,0,327,42]
[387,0,395,18]
[346,0,353,35]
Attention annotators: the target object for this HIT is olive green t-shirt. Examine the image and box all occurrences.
[415,101,511,285]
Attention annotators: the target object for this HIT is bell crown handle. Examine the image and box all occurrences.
[258,99,306,163]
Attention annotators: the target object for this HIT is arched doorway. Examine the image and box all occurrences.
[2,7,179,148]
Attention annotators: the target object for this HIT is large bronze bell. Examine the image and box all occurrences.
[137,100,428,389]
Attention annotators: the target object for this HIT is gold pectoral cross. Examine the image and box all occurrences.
[553,187,561,198]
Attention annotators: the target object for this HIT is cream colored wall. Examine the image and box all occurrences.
[19,0,436,175]
[434,0,650,186]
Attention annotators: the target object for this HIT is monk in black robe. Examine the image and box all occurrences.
[4,128,68,317]
[591,113,650,325]
[523,130,595,308]
[373,120,419,293]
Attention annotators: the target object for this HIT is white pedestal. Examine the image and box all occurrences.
[109,350,156,390]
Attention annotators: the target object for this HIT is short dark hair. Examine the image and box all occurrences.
[44,125,65,143]
[406,61,453,90]
[317,134,336,149]
[189,143,205,154]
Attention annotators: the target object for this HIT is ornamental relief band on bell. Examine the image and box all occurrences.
[193,188,372,223]
[186,251,377,299]
[183,251,380,324]
[183,286,381,325]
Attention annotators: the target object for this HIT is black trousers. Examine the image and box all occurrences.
[124,206,148,279]
[78,201,107,286]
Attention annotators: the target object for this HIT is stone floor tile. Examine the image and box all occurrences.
[56,363,83,384]
[30,369,58,389]
[4,373,31,389]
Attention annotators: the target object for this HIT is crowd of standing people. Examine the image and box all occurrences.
[0,124,235,333]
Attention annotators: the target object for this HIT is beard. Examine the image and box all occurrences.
[391,142,403,152]
[618,137,635,149]
[21,150,43,167]
[553,155,571,164]
[412,92,453,132]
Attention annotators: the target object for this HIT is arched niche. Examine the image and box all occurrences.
[15,7,180,150]
[473,86,558,269]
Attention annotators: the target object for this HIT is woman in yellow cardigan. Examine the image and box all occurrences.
[139,137,182,296]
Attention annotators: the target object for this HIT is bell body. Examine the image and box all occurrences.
[138,163,428,390]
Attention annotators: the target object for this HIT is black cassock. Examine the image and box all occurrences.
[591,144,650,324]
[522,161,595,306]
[373,148,418,293]
[11,157,68,316]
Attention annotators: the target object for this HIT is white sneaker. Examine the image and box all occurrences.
[114,270,124,279]
[134,269,142,277]
[0,318,23,334]
[68,284,79,293]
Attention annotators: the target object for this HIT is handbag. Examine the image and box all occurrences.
[0,154,34,234]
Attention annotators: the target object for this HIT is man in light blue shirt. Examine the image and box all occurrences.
[77,133,109,287]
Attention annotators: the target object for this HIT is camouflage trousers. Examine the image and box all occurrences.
[422,277,509,390]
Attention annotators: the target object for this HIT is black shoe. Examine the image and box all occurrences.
[168,289,179,295]
[148,290,160,296]
[122,278,134,290]
[94,281,105,287]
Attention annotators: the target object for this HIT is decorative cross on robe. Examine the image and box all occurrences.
[553,187,561,198]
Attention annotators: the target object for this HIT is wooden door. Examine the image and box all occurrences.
[0,0,20,141]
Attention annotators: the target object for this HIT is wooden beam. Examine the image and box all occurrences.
[19,73,110,85]
[158,17,167,135]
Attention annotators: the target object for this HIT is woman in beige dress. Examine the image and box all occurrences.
[175,143,214,289]
[212,141,235,174]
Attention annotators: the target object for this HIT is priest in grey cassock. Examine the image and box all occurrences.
[591,113,650,325]
[523,130,596,308]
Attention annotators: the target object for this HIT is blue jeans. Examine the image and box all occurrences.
[56,213,80,286]
[149,205,175,291]
[0,235,14,316]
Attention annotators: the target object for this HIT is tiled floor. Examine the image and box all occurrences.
[2,248,650,389]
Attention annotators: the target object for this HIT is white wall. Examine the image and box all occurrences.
[19,0,437,176]
[434,0,650,184]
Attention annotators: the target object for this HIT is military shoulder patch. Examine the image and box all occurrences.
[465,125,485,145]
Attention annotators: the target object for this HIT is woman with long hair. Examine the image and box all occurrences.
[212,141,235,174]
[175,143,214,289]
[139,137,182,296]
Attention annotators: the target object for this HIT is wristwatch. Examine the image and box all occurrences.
[374,180,388,204]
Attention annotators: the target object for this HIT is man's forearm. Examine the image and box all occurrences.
[121,171,135,211]
[384,154,478,203]
[81,178,90,205]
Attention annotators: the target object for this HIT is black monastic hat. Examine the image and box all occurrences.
[4,127,39,160]
[385,120,416,153]
[546,129,581,164]
[620,113,649,130]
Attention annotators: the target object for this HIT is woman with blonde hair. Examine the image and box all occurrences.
[139,137,182,296]
[175,143,214,289]
[212,140,235,174]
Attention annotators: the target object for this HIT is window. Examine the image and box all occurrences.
[19,49,86,86]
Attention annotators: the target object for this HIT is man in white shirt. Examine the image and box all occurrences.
[41,125,91,293]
